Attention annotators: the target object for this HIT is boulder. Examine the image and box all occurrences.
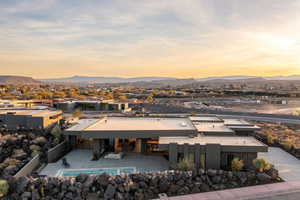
[158,178,169,193]
[33,137,47,145]
[167,184,181,195]
[29,145,42,152]
[115,192,125,200]
[96,174,110,186]
[104,184,116,199]
[207,169,217,177]
[12,149,28,160]
[76,173,88,183]
[265,168,279,180]
[257,173,272,183]
[200,183,210,192]
[21,191,31,199]
[211,176,222,184]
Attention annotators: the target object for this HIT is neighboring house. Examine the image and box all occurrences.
[0,109,63,130]
[64,115,267,170]
[53,100,131,113]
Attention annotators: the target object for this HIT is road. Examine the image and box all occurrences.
[217,114,300,124]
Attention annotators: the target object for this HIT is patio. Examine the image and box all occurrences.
[40,149,169,177]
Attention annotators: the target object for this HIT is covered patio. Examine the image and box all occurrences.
[40,149,169,177]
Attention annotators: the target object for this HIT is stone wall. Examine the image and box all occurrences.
[4,169,280,200]
[47,141,68,163]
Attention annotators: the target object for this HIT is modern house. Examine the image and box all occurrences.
[0,109,63,130]
[53,100,131,113]
[64,115,267,170]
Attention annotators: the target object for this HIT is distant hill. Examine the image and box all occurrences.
[264,75,300,80]
[0,76,40,85]
[40,76,177,84]
[196,76,259,81]
[39,75,300,85]
[203,77,266,83]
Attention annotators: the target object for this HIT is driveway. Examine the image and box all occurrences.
[258,147,300,181]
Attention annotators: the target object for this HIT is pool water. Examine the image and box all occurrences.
[57,167,136,177]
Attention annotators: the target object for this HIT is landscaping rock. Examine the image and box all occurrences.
[266,168,279,180]
[104,184,116,199]
[257,173,272,183]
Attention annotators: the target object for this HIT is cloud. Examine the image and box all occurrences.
[0,0,300,78]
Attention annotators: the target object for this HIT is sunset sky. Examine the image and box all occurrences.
[0,0,300,78]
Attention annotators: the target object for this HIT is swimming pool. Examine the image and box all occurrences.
[56,167,136,177]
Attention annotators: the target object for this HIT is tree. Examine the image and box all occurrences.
[72,109,82,118]
[51,124,63,145]
[231,158,244,171]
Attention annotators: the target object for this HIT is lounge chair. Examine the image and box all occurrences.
[62,158,70,168]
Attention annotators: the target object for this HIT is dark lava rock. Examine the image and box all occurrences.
[76,173,88,183]
[200,183,210,192]
[16,177,29,194]
[207,169,217,177]
[257,173,272,183]
[104,184,116,199]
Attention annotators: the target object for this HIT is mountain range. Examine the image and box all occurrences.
[40,76,176,84]
[1,75,300,85]
[40,75,300,84]
[0,76,40,85]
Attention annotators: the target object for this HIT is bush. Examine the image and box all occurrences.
[177,155,195,171]
[231,158,244,171]
[282,139,294,151]
[267,135,274,145]
[253,158,273,172]
[51,124,62,145]
[0,180,9,198]
[72,109,82,118]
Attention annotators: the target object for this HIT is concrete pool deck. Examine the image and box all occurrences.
[258,147,300,181]
[40,149,169,177]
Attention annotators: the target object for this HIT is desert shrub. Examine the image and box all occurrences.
[177,155,195,171]
[253,158,273,172]
[72,109,82,118]
[0,180,9,198]
[191,112,197,116]
[282,139,294,151]
[231,158,244,171]
[267,135,274,145]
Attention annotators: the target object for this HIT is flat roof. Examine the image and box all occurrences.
[189,116,223,123]
[223,118,251,126]
[0,110,61,117]
[67,119,100,131]
[193,122,234,133]
[159,135,265,147]
[84,117,196,131]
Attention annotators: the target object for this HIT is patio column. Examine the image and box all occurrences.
[92,139,101,159]
[195,144,201,170]
[169,143,178,169]
[183,143,189,159]
[205,144,221,170]
[69,136,76,149]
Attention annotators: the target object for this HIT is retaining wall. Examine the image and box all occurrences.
[14,155,40,178]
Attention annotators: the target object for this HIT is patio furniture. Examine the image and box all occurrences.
[104,152,124,159]
[62,158,70,168]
